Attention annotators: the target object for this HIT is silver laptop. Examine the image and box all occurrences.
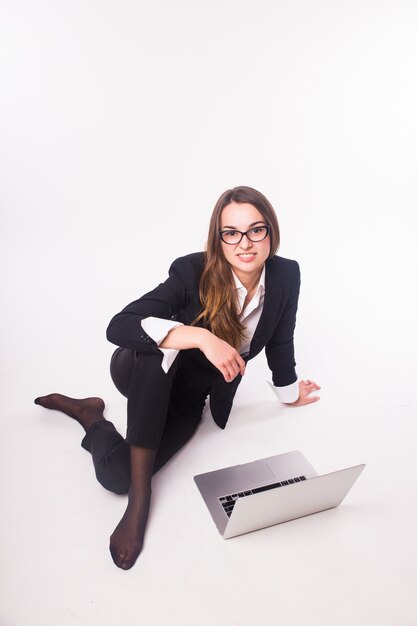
[194,450,365,539]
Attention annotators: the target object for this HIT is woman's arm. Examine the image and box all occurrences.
[265,261,301,388]
[265,261,320,405]
[106,256,195,353]
[265,261,320,406]
[106,254,245,382]
[160,325,246,383]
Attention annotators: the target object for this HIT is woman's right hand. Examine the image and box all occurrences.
[160,325,245,383]
[199,330,246,383]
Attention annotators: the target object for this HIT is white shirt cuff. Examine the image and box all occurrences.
[266,379,299,403]
[141,317,183,373]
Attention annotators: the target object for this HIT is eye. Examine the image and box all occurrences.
[250,227,264,234]
[223,230,237,238]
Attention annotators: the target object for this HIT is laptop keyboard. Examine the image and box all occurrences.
[219,475,307,518]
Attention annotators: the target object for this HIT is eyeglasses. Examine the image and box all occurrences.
[218,224,270,245]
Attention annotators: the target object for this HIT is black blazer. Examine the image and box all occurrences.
[107,252,300,429]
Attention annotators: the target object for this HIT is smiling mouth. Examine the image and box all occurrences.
[237,253,257,257]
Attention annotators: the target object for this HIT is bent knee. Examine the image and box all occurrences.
[94,463,130,495]
[98,474,130,495]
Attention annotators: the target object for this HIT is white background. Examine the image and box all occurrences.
[1,1,416,625]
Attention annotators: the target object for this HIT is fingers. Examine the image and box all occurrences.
[222,361,244,382]
[290,395,320,407]
[222,369,234,382]
[236,353,246,376]
[221,352,246,382]
[304,395,320,404]
[292,379,321,406]
[202,334,246,382]
[300,380,321,391]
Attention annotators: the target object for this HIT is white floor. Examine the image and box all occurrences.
[2,329,417,626]
[2,1,417,623]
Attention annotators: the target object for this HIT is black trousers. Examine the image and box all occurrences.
[81,348,211,495]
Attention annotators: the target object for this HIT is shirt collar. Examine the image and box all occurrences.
[232,265,266,293]
[232,265,266,312]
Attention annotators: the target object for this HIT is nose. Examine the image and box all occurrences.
[238,234,253,250]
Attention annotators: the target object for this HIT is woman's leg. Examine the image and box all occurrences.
[34,390,158,569]
[106,349,182,568]
[34,394,131,494]
[107,350,209,567]
[111,347,210,471]
[35,349,208,570]
[109,444,155,569]
[153,392,208,472]
[109,398,208,570]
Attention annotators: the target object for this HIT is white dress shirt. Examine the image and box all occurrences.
[141,266,299,403]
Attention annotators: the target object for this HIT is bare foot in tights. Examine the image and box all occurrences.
[109,488,152,570]
[34,393,105,431]
[110,446,155,570]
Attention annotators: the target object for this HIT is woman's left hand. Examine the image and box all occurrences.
[288,380,321,407]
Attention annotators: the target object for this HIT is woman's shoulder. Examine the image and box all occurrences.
[168,252,206,284]
[266,255,300,285]
[170,251,205,270]
[267,254,300,271]
[172,251,205,264]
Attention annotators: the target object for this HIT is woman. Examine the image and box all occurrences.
[35,186,320,570]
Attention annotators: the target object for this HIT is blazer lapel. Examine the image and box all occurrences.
[248,259,283,357]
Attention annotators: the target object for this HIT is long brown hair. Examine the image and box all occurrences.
[193,186,280,348]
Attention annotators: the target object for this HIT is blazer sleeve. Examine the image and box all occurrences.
[106,256,196,353]
[264,260,300,387]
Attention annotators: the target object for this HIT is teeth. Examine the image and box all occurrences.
[239,254,255,257]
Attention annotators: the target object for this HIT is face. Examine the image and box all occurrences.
[219,202,270,283]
